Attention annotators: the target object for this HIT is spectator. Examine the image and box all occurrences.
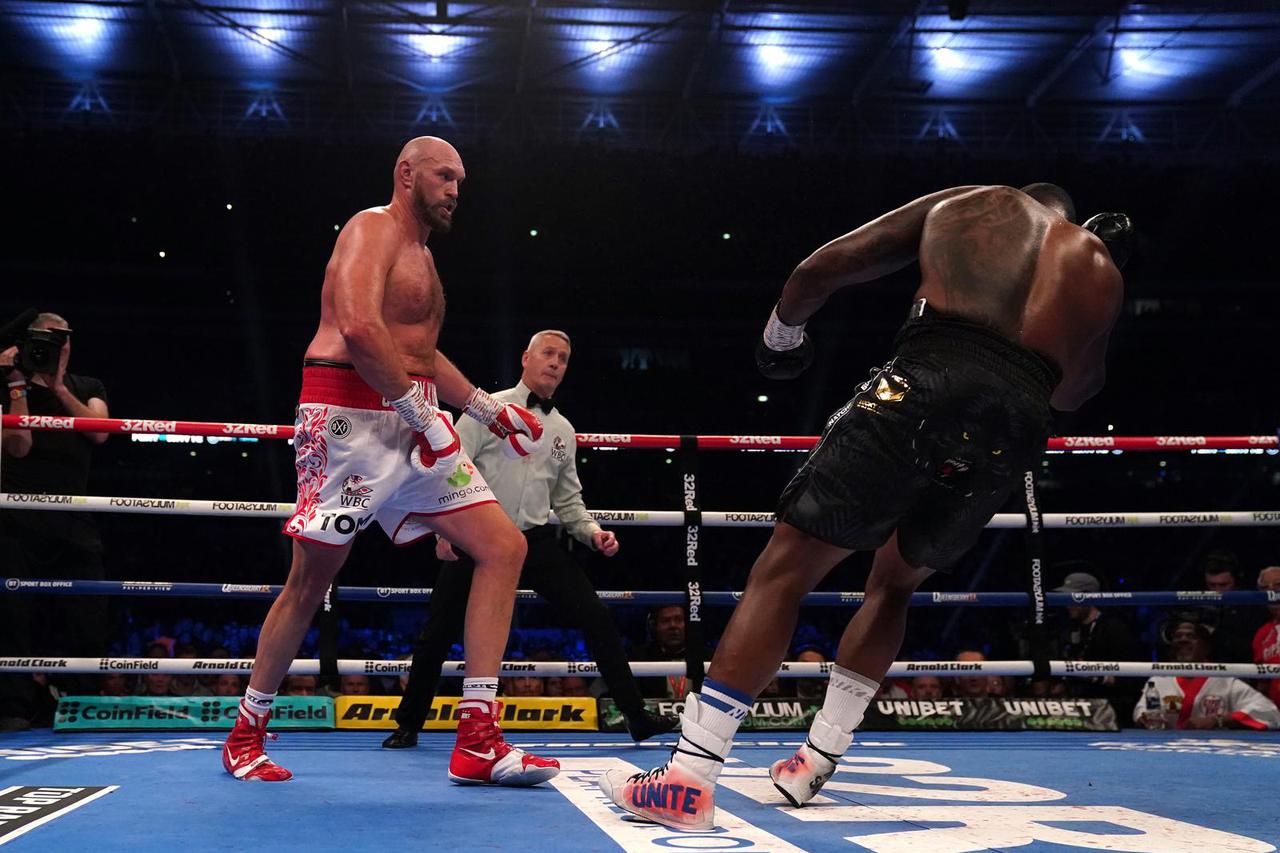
[1134,618,1279,730]
[139,673,173,698]
[952,650,991,699]
[1029,679,1070,698]
[1199,550,1254,663]
[910,676,943,700]
[502,674,545,698]
[632,605,713,701]
[1252,566,1280,708]
[339,675,372,696]
[1,312,110,729]
[213,675,246,698]
[794,646,829,701]
[99,674,131,697]
[1055,569,1142,707]
[199,646,232,693]
[558,676,590,698]
[169,644,211,697]
[1204,551,1240,592]
[281,675,318,697]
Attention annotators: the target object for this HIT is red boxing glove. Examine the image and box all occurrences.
[464,388,544,459]
[409,412,462,476]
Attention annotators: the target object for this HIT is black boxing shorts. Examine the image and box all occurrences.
[775,302,1060,570]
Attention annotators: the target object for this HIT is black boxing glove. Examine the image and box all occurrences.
[1083,212,1134,270]
[756,303,814,380]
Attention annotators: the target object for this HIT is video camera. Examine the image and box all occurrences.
[1,309,70,376]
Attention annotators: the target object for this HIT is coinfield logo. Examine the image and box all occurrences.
[199,701,232,724]
[56,701,82,724]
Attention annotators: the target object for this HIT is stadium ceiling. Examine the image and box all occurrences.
[3,1,1279,157]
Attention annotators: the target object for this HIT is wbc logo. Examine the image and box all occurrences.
[340,475,373,509]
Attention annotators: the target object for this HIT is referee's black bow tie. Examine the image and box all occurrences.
[527,392,556,414]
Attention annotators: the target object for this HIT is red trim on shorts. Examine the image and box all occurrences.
[282,527,352,549]
[1230,710,1269,731]
[298,365,436,411]
[390,499,500,547]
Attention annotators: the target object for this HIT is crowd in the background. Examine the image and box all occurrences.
[5,548,1272,733]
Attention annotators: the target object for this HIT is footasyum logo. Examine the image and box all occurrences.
[0,787,118,845]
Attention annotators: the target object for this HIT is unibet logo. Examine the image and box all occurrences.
[447,464,472,488]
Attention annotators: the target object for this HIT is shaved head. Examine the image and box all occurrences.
[394,136,462,179]
[394,136,465,234]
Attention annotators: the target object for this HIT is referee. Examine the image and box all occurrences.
[383,330,677,747]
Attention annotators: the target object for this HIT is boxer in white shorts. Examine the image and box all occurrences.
[283,367,497,547]
[223,136,560,787]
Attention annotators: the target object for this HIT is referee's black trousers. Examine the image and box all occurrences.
[393,526,647,731]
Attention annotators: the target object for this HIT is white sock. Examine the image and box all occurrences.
[460,677,498,711]
[670,679,752,782]
[808,665,878,757]
[241,687,275,722]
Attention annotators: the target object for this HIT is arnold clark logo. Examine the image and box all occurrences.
[1153,662,1226,673]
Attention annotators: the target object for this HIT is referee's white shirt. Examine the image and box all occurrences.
[456,381,603,547]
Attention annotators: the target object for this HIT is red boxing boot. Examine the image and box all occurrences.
[222,701,293,782]
[448,701,560,786]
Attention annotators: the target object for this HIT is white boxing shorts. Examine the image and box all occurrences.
[282,364,497,547]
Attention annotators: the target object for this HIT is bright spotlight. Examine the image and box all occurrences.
[758,45,788,70]
[413,33,454,59]
[66,17,106,43]
[934,48,964,71]
[1120,49,1153,74]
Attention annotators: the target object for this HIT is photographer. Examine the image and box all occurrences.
[1,312,110,730]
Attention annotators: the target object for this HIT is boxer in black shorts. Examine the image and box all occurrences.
[775,300,1058,570]
[602,184,1132,830]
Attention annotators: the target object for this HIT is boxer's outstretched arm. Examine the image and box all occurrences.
[1050,264,1123,412]
[777,185,984,325]
[329,211,414,400]
[428,351,478,410]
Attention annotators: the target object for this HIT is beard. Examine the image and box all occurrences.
[412,184,453,233]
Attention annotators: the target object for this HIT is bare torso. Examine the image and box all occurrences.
[915,186,1118,384]
[304,207,444,376]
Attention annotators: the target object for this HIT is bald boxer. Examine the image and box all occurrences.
[603,184,1130,829]
[223,137,558,786]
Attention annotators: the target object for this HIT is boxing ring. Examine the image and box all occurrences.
[2,414,1279,851]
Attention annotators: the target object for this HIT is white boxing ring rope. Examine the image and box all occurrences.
[1,657,1277,681]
